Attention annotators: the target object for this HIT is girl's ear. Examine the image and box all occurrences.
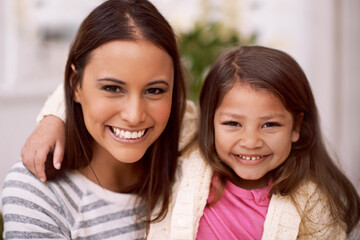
[291,113,304,142]
[71,64,81,104]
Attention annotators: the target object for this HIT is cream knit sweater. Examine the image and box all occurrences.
[148,149,346,240]
[148,147,346,240]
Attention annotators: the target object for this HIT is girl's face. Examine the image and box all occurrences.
[214,83,301,189]
[74,40,173,167]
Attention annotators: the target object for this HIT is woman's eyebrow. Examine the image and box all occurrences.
[97,78,126,85]
[97,79,170,87]
[146,80,170,87]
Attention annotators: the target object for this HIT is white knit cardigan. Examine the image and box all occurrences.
[148,147,346,240]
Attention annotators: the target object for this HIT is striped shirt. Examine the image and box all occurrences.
[1,161,146,239]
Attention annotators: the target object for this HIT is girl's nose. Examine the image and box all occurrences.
[239,129,263,149]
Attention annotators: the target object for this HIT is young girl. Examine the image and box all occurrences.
[1,0,199,238]
[160,45,360,239]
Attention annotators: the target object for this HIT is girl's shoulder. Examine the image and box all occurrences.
[269,179,330,225]
[292,179,327,209]
[291,180,347,238]
[266,180,346,239]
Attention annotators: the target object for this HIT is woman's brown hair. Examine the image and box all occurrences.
[199,45,360,233]
[45,0,186,228]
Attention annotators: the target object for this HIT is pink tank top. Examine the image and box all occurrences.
[196,179,272,240]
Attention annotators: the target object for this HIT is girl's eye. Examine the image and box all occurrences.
[262,122,281,128]
[103,85,124,93]
[223,121,241,127]
[145,88,164,95]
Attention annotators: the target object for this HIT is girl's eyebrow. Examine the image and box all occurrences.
[259,114,286,120]
[219,112,244,118]
[219,112,286,119]
[97,78,170,87]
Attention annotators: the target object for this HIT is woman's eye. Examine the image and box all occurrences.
[146,88,164,95]
[103,85,123,93]
[223,121,241,127]
[262,122,281,128]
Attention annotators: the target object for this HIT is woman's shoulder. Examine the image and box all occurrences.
[1,160,82,209]
[1,161,73,237]
[2,160,60,201]
[3,160,46,186]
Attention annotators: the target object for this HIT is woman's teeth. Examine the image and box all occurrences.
[238,154,262,161]
[111,127,145,139]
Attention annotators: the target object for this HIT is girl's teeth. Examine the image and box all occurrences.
[111,127,145,139]
[239,155,262,160]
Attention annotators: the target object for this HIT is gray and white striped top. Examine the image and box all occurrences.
[1,161,146,239]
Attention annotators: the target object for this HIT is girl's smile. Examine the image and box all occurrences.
[232,153,269,166]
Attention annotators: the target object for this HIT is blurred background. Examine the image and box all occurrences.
[0,0,359,206]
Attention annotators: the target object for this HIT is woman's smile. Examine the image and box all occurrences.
[74,40,174,166]
[110,126,147,139]
[107,125,149,143]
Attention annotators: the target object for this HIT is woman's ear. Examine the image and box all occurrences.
[71,64,81,104]
[291,113,304,142]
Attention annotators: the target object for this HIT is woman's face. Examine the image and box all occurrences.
[74,40,174,166]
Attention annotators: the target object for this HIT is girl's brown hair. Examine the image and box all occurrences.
[45,0,186,227]
[199,45,360,233]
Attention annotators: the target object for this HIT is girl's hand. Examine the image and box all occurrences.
[21,115,65,182]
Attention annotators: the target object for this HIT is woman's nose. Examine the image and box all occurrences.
[120,96,146,125]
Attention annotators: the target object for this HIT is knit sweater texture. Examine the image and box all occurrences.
[148,148,346,240]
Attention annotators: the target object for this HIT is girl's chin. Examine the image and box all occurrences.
[232,173,270,189]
